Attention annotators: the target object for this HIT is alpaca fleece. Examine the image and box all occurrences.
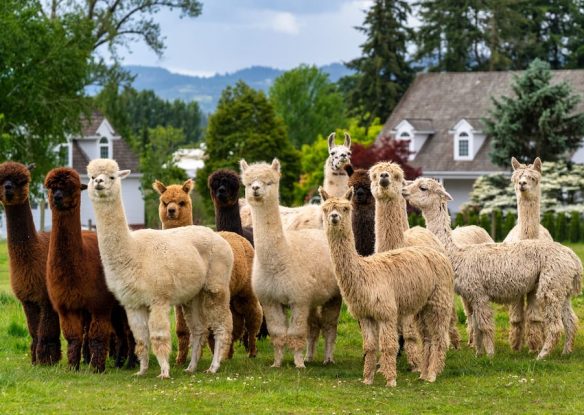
[0,162,61,365]
[154,179,262,362]
[45,167,134,372]
[240,159,342,368]
[345,166,375,256]
[404,178,582,359]
[320,187,453,387]
[87,159,233,378]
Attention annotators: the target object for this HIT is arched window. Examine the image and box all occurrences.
[99,137,109,158]
[458,132,469,157]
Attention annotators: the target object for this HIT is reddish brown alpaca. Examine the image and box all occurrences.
[153,178,262,363]
[0,162,61,365]
[44,167,132,372]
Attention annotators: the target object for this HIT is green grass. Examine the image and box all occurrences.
[1,240,584,414]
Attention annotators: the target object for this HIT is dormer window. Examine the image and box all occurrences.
[99,137,109,158]
[458,132,470,157]
[451,119,485,161]
[392,119,434,161]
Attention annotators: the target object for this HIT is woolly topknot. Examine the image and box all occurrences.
[347,168,373,206]
[369,161,404,182]
[239,159,281,186]
[208,169,241,207]
[87,158,120,177]
[44,167,81,190]
[0,161,31,185]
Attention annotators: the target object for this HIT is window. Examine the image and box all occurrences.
[99,137,109,158]
[458,132,469,157]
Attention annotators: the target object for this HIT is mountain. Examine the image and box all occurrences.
[124,63,354,114]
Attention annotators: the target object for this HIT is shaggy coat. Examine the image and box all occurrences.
[153,179,262,362]
[87,159,233,378]
[320,187,453,387]
[345,166,375,257]
[0,162,61,365]
[240,159,342,368]
[404,178,582,359]
[45,167,135,372]
[504,157,553,352]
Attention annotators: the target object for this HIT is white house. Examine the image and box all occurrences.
[382,70,584,212]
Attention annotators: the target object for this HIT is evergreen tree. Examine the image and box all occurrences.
[555,212,568,242]
[480,213,491,234]
[569,211,581,243]
[493,209,504,241]
[542,211,556,239]
[344,0,414,129]
[503,212,517,238]
[485,59,584,168]
[454,213,465,228]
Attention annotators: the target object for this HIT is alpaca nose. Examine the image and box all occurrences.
[53,190,63,201]
[3,181,13,191]
[380,172,389,179]
[356,188,365,197]
[168,207,176,216]
[252,184,260,192]
[330,213,340,224]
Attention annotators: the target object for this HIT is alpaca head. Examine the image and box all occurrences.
[345,165,373,207]
[153,179,193,226]
[86,159,130,203]
[0,162,33,206]
[44,167,87,211]
[240,159,281,206]
[208,169,241,208]
[511,157,542,201]
[327,132,352,172]
[319,186,354,234]
[369,161,405,201]
[402,178,452,213]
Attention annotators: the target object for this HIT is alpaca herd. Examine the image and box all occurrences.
[0,134,582,388]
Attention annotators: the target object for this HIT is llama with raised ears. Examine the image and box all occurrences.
[86,159,233,378]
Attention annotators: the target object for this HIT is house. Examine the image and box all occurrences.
[381,71,584,212]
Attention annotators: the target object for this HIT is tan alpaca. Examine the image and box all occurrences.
[403,178,582,359]
[87,159,233,378]
[504,157,553,353]
[153,179,262,363]
[319,187,453,386]
[240,158,342,368]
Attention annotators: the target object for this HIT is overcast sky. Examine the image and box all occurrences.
[116,0,372,77]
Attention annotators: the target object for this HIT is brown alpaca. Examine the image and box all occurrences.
[153,179,262,363]
[320,187,453,386]
[344,165,375,257]
[0,162,61,365]
[45,167,134,372]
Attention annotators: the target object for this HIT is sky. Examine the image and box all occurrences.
[116,0,372,77]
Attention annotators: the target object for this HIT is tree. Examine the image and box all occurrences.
[196,81,300,210]
[344,0,414,129]
[269,65,347,148]
[485,59,584,168]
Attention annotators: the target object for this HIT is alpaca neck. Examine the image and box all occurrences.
[323,161,349,198]
[517,193,541,240]
[422,203,460,259]
[161,215,192,230]
[375,197,406,252]
[215,203,244,234]
[352,203,375,256]
[325,224,362,293]
[4,201,38,247]
[49,205,83,269]
[92,196,133,262]
[249,196,289,262]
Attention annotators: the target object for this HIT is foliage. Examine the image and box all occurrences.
[542,211,556,238]
[570,211,582,242]
[485,59,584,168]
[350,137,421,179]
[556,212,568,242]
[493,209,503,241]
[197,81,300,210]
[503,211,517,238]
[269,65,347,148]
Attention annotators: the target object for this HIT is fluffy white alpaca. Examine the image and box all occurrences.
[240,158,342,368]
[86,159,233,378]
[404,177,582,359]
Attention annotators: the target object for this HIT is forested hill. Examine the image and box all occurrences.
[124,63,353,113]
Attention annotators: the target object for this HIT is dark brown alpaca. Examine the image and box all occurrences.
[0,162,61,365]
[44,167,134,372]
[345,165,375,256]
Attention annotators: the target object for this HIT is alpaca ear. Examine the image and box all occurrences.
[271,158,280,173]
[403,179,413,187]
[152,180,167,194]
[80,183,88,191]
[240,159,249,173]
[344,164,354,177]
[327,132,336,150]
[343,132,351,148]
[533,157,542,173]
[318,186,330,201]
[182,179,194,194]
[344,187,354,201]
[118,170,130,180]
[440,189,453,201]
[511,157,521,170]
[26,163,36,172]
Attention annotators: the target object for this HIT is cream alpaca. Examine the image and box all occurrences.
[403,178,582,359]
[87,159,233,378]
[504,157,552,353]
[319,187,453,386]
[240,159,342,368]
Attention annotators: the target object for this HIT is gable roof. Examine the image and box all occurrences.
[80,111,108,136]
[382,70,584,173]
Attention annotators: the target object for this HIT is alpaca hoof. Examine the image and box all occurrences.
[385,380,397,388]
[157,373,171,379]
[295,363,306,369]
[270,362,281,368]
[420,374,436,383]
[362,378,374,385]
[133,370,147,377]
[184,367,195,374]
[205,364,220,374]
[322,358,335,365]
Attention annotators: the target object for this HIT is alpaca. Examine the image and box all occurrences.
[45,167,134,372]
[403,178,582,359]
[504,157,553,353]
[87,159,233,378]
[153,179,262,362]
[344,165,375,257]
[0,162,61,365]
[319,187,453,386]
[240,159,342,367]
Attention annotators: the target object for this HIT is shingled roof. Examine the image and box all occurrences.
[382,70,584,172]
[80,112,111,137]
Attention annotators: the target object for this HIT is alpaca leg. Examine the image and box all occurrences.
[202,288,232,374]
[182,296,208,374]
[21,301,41,365]
[305,308,320,363]
[229,307,245,359]
[111,306,129,368]
[525,291,545,353]
[174,306,190,366]
[126,307,150,376]
[472,301,495,357]
[288,304,310,368]
[262,302,288,368]
[242,298,263,358]
[81,311,91,364]
[360,318,379,385]
[88,313,113,373]
[537,296,563,360]
[420,301,451,383]
[401,315,423,372]
[448,304,460,350]
[508,299,525,351]
[36,302,62,365]
[148,303,172,379]
[59,311,84,370]
[378,319,399,387]
[561,298,578,355]
[320,295,342,365]
[460,297,474,348]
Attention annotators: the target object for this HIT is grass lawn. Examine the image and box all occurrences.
[1,240,584,414]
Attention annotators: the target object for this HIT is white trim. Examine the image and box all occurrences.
[98,136,112,159]
[425,170,508,179]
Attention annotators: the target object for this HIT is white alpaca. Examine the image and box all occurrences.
[403,177,582,359]
[320,187,453,387]
[240,158,342,368]
[86,159,233,378]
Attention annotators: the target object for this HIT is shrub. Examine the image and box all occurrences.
[493,209,503,241]
[503,212,516,239]
[454,213,465,229]
[542,211,556,238]
[569,211,581,243]
[479,214,491,236]
[555,212,568,242]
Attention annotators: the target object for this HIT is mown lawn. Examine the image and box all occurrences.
[1,240,584,414]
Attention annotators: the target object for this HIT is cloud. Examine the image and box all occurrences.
[244,10,300,35]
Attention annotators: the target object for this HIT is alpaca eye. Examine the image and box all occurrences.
[179,201,186,207]
[109,176,114,180]
[420,186,428,191]
[91,176,95,180]
[331,151,337,156]
[162,201,168,207]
